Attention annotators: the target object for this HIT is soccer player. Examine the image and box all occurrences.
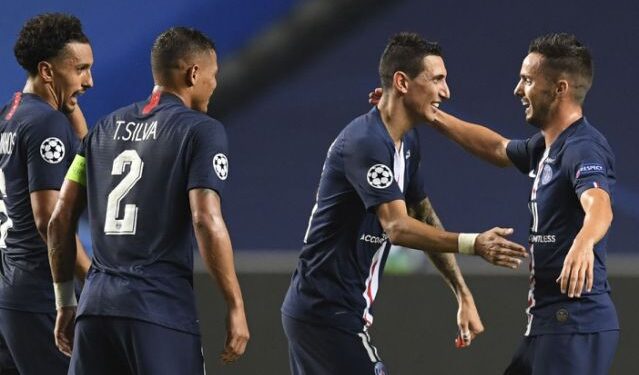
[0,13,92,375]
[425,33,618,374]
[281,33,528,374]
[47,26,249,374]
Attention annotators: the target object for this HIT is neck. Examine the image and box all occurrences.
[153,85,189,107]
[376,93,414,149]
[23,78,58,110]
[541,102,583,147]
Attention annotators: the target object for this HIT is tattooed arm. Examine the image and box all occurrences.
[408,197,466,293]
[408,197,485,346]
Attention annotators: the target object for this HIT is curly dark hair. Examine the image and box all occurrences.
[151,27,216,81]
[13,13,89,76]
[529,33,593,104]
[379,32,443,89]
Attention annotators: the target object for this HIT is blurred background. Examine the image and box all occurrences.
[2,0,638,373]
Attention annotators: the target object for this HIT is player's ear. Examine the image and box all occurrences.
[186,64,199,87]
[393,71,409,94]
[556,79,569,98]
[38,61,54,83]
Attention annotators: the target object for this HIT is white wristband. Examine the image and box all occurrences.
[53,280,77,309]
[458,233,479,255]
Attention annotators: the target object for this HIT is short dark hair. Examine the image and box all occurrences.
[379,32,443,89]
[151,27,216,81]
[14,13,89,76]
[529,33,593,104]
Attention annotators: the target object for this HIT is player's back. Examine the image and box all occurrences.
[78,92,228,334]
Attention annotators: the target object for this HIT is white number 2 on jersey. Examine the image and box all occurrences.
[0,169,13,247]
[104,150,143,235]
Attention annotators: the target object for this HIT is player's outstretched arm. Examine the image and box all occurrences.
[367,87,511,167]
[408,198,484,348]
[429,110,512,167]
[189,188,249,364]
[556,188,613,298]
[47,179,87,356]
[377,199,527,267]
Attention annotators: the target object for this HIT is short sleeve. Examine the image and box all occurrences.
[186,119,229,195]
[24,111,76,192]
[563,139,615,198]
[506,133,545,175]
[342,135,403,210]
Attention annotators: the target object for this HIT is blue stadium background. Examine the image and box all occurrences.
[1,0,637,255]
[1,1,638,373]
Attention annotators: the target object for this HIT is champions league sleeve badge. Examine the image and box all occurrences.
[367,164,393,189]
[40,137,65,164]
[212,153,229,180]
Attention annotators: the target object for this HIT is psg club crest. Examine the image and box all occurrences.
[40,137,65,164]
[212,153,228,180]
[367,164,393,189]
[541,164,553,185]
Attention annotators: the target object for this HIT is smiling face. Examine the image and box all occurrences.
[404,55,450,122]
[513,52,556,128]
[48,42,94,113]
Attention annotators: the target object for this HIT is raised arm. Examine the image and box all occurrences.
[430,110,512,167]
[188,188,249,364]
[408,197,484,347]
[368,87,512,167]
[47,179,87,356]
[376,199,527,268]
[556,188,613,298]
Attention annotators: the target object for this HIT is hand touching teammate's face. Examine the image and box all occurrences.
[47,42,94,114]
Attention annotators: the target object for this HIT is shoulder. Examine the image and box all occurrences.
[563,121,613,158]
[27,106,70,130]
[341,111,386,153]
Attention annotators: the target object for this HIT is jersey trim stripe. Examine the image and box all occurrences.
[4,92,22,121]
[142,90,162,115]
[525,148,548,335]
[362,243,386,326]
[358,331,381,362]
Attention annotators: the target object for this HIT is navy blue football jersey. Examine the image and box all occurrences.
[76,92,228,334]
[282,107,427,332]
[0,92,76,312]
[506,118,618,335]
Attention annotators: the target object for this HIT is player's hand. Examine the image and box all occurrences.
[475,227,527,268]
[368,88,382,105]
[454,291,484,348]
[64,103,89,138]
[221,305,250,364]
[556,238,594,298]
[54,306,76,357]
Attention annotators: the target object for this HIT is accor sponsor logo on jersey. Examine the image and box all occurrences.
[360,233,388,244]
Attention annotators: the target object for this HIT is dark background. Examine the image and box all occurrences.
[1,0,637,253]
[1,1,637,374]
